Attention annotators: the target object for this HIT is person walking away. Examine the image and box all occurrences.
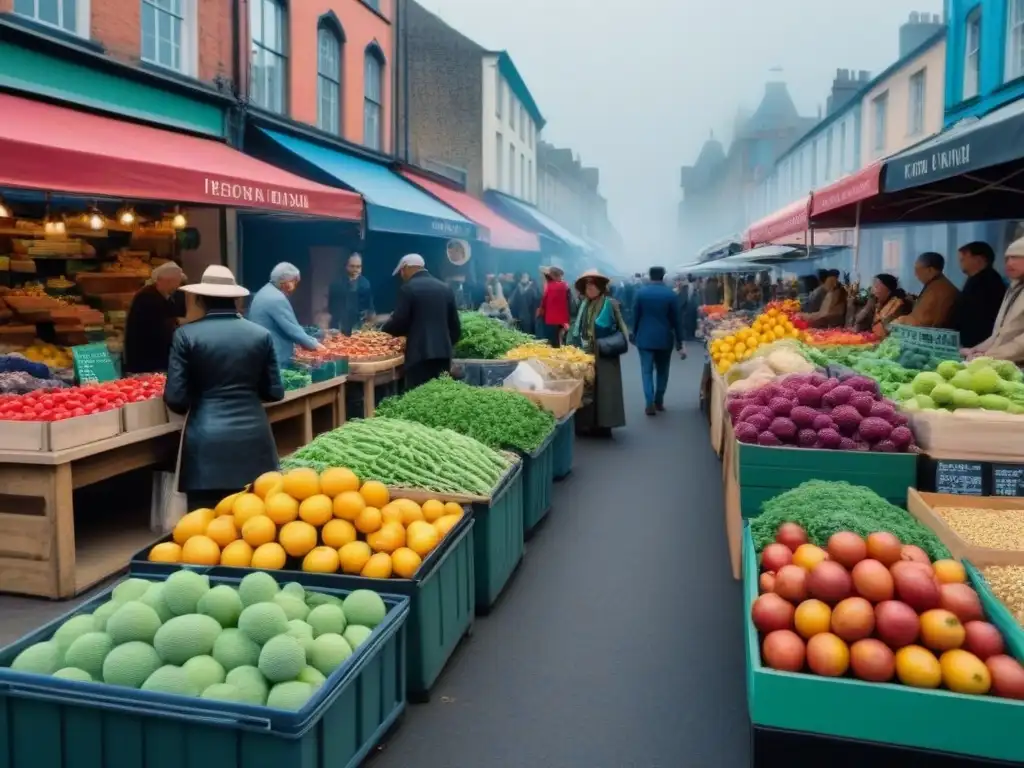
[569,270,628,436]
[382,254,460,390]
[953,241,1006,348]
[249,262,324,371]
[962,237,1024,363]
[164,266,284,510]
[633,266,685,416]
[123,262,185,374]
[327,253,375,334]
[508,271,540,334]
[851,274,910,338]
[803,270,847,328]
[892,252,960,329]
[537,266,571,347]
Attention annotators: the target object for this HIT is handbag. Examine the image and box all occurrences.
[597,329,628,358]
[151,413,189,532]
[594,298,628,358]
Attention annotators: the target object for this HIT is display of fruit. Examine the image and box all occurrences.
[753,523,1024,699]
[699,304,729,319]
[0,373,164,421]
[150,467,466,580]
[503,343,594,383]
[5,571,389,710]
[321,331,405,361]
[710,309,802,373]
[804,329,877,347]
[895,357,1024,414]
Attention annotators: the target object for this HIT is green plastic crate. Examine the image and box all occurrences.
[734,442,917,518]
[742,528,1024,762]
[471,462,524,614]
[552,412,575,481]
[520,432,555,536]
[964,561,1024,661]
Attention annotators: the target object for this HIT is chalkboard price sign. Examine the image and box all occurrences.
[72,343,119,385]
[935,461,984,495]
[993,465,1024,497]
[891,325,961,359]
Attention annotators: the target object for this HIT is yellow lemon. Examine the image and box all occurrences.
[298,494,334,526]
[180,535,221,565]
[148,541,182,563]
[319,467,360,497]
[380,502,405,525]
[215,492,242,517]
[443,502,464,518]
[391,547,423,579]
[250,542,287,569]
[421,499,446,523]
[253,472,283,499]
[367,521,405,554]
[359,480,390,509]
[406,520,440,557]
[321,519,357,548]
[433,514,462,538]
[360,552,393,579]
[232,494,265,528]
[282,468,320,500]
[241,515,277,547]
[264,492,299,525]
[733,343,746,355]
[279,521,318,557]
[220,539,254,567]
[173,508,214,545]
[338,541,373,574]
[205,516,239,547]
[302,546,340,574]
[355,506,383,535]
[396,499,424,525]
[333,491,366,521]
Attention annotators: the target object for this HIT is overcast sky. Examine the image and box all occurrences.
[417,0,944,268]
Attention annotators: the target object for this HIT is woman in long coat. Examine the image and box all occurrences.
[569,270,628,436]
[164,266,285,510]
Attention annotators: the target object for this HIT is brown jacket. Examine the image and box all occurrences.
[899,274,959,329]
[807,286,848,328]
[976,280,1024,362]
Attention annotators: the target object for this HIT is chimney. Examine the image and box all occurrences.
[826,67,866,116]
[899,10,944,58]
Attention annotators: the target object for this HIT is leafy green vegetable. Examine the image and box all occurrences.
[454,312,534,360]
[376,375,555,453]
[750,480,950,561]
[281,369,312,391]
[281,418,510,497]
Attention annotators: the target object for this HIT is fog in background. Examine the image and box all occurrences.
[418,0,943,270]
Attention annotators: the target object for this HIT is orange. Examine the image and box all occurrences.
[338,541,373,574]
[933,560,967,584]
[321,519,357,548]
[180,535,220,565]
[205,516,239,547]
[250,542,287,569]
[360,480,390,509]
[319,467,360,497]
[282,468,320,500]
[919,609,965,652]
[360,552,393,579]
[366,521,405,554]
[355,506,383,535]
[794,599,832,640]
[232,493,265,528]
[298,494,334,526]
[173,508,214,545]
[434,515,461,537]
[333,491,366,522]
[421,499,446,523]
[253,471,283,499]
[940,649,991,694]
[895,645,942,688]
[241,515,277,547]
[395,499,424,525]
[302,546,340,574]
[443,502,464,518]
[279,521,318,557]
[148,541,182,563]
[380,502,405,525]
[214,492,242,517]
[264,492,299,525]
[391,547,422,579]
[406,520,440,557]
[792,544,828,572]
[220,539,254,567]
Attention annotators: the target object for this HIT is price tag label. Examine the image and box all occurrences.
[891,325,961,360]
[72,343,119,384]
[935,460,984,495]
[993,465,1024,497]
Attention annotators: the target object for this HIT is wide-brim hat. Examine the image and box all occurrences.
[575,269,610,294]
[180,265,249,298]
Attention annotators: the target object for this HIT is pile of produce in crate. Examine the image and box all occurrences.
[503,342,594,383]
[376,375,555,453]
[727,372,918,453]
[700,304,730,319]
[148,467,465,579]
[752,521,1024,699]
[0,373,164,421]
[281,369,313,391]
[281,418,511,497]
[322,330,405,360]
[453,312,534,360]
[7,570,389,710]
[710,308,802,374]
[894,357,1024,414]
[723,341,817,394]
[804,329,877,346]
[981,566,1024,627]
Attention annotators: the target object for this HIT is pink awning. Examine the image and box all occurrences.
[810,163,882,219]
[744,196,810,247]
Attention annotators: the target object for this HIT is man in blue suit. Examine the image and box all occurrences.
[632,266,684,416]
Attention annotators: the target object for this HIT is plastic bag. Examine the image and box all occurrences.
[504,361,546,392]
[151,471,187,533]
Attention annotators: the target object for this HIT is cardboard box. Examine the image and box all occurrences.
[906,488,1024,565]
[505,379,582,419]
[122,399,169,432]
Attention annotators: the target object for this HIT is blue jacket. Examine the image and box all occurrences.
[632,282,684,351]
[248,283,319,369]
[327,275,375,334]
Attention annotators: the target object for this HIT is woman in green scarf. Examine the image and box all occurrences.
[569,270,628,436]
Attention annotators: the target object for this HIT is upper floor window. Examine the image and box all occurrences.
[509,96,516,130]
[1007,0,1024,82]
[495,132,503,189]
[908,68,926,136]
[251,0,287,114]
[509,144,516,195]
[14,0,83,36]
[142,0,190,74]
[363,46,385,151]
[529,123,534,149]
[963,8,981,100]
[839,120,847,173]
[872,91,888,153]
[519,105,525,140]
[495,71,503,118]
[317,20,343,135]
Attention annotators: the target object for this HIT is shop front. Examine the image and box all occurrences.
[483,190,592,276]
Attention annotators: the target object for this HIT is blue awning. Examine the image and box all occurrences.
[484,190,592,252]
[255,128,477,240]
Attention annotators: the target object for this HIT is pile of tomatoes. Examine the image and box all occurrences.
[805,329,878,347]
[0,373,165,422]
[322,331,405,361]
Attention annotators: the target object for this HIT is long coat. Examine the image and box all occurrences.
[632,282,684,351]
[382,270,461,368]
[164,310,285,493]
[572,296,628,432]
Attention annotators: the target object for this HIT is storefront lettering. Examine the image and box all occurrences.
[430,219,468,236]
[903,142,971,181]
[203,178,310,210]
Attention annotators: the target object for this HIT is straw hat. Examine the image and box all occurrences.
[574,269,610,294]
[180,265,250,298]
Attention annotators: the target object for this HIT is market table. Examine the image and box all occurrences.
[0,376,348,600]
[347,357,403,418]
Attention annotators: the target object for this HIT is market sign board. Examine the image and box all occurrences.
[73,343,119,384]
[890,325,960,360]
[934,461,983,496]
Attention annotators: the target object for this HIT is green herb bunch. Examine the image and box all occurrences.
[453,312,534,360]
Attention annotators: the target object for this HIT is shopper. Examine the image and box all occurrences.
[803,270,847,328]
[248,262,324,371]
[508,271,541,334]
[327,253,375,334]
[852,274,910,337]
[382,254,461,390]
[953,241,1007,348]
[537,266,571,347]
[164,266,284,510]
[569,269,628,436]
[123,262,185,374]
[802,269,830,313]
[893,252,960,329]
[963,237,1024,363]
[632,266,685,416]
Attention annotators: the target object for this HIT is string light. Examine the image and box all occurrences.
[87,207,105,231]
[171,206,187,230]
[116,204,136,227]
[0,196,9,219]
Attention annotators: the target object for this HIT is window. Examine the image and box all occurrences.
[520,153,525,197]
[495,71,503,118]
[908,68,926,136]
[14,0,82,35]
[142,0,188,72]
[872,91,888,153]
[509,145,516,195]
[495,132,503,189]
[317,22,342,134]
[964,8,981,100]
[363,46,384,151]
[519,105,525,139]
[824,130,833,181]
[1007,0,1024,81]
[250,0,287,114]
[529,123,534,149]
[527,158,533,201]
[509,96,515,130]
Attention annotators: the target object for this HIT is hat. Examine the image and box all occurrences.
[393,253,425,276]
[574,269,610,294]
[1007,237,1024,258]
[180,265,250,298]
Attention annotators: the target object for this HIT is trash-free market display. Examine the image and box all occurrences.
[453,312,534,360]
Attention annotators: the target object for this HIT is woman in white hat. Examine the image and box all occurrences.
[164,265,285,509]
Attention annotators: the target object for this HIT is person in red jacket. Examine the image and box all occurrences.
[537,266,571,347]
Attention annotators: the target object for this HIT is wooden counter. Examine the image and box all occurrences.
[0,376,347,599]
[347,357,403,419]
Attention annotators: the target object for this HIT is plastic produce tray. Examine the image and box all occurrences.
[552,412,576,481]
[519,431,555,536]
[0,572,410,768]
[471,462,525,614]
[742,527,1024,763]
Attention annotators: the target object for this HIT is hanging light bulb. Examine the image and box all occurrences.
[87,207,105,231]
[117,204,136,227]
[43,205,66,236]
[0,196,9,219]
[171,206,187,230]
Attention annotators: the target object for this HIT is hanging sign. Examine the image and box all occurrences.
[447,239,471,265]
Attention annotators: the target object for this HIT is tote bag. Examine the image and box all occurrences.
[151,414,189,532]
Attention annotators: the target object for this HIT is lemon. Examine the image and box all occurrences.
[360,553,393,579]
[250,542,287,569]
[338,541,372,574]
[149,541,182,563]
[220,540,254,567]
[391,548,422,579]
[173,509,214,545]
[302,546,340,574]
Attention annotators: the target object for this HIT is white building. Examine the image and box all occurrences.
[481,52,541,203]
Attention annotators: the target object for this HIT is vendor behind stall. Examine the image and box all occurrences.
[963,236,1024,363]
[851,273,910,338]
[122,262,185,374]
[248,262,324,370]
[953,241,1006,348]
[327,253,375,334]
[803,270,846,328]
[892,252,960,329]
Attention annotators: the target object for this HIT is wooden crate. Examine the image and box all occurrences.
[906,489,1024,565]
[0,421,48,451]
[49,410,121,451]
[122,399,168,432]
[909,410,1024,460]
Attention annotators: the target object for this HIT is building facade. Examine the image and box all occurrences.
[536,141,620,252]
[481,52,541,203]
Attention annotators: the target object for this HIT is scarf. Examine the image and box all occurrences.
[571,296,615,350]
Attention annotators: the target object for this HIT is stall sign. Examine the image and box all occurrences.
[993,465,1024,497]
[935,460,984,495]
[891,325,960,360]
[73,343,119,384]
